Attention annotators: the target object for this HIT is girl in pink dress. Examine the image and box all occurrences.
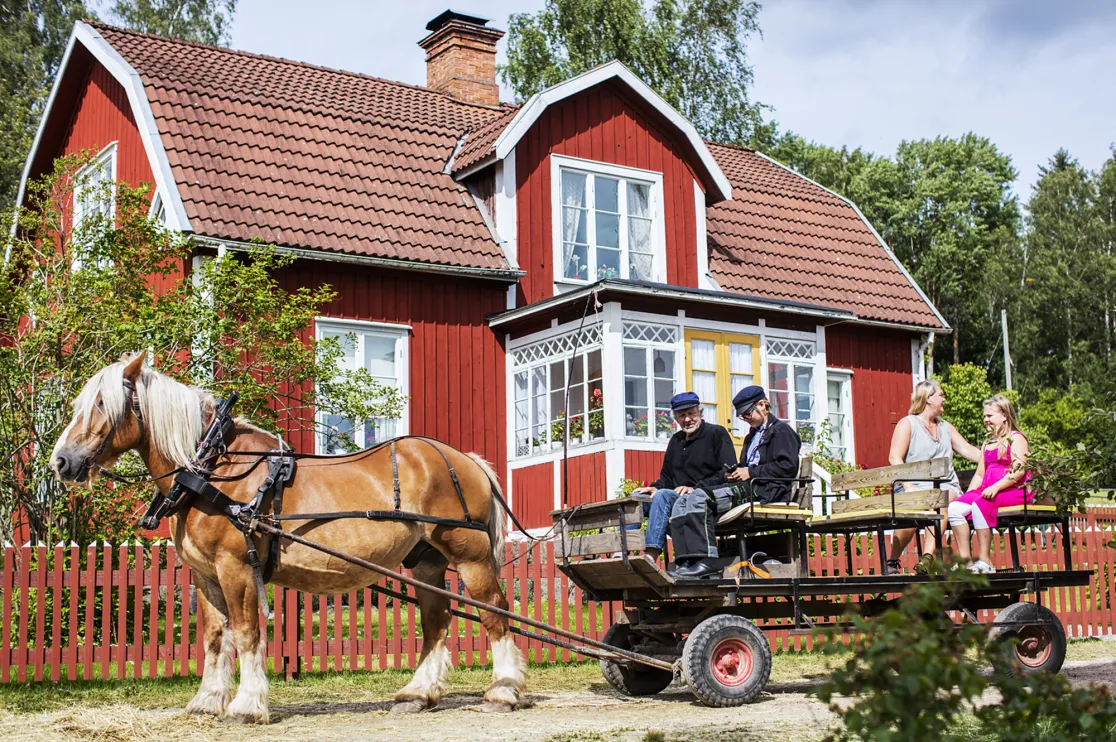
[947,395,1031,573]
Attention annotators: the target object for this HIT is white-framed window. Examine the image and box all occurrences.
[150,191,168,226]
[552,155,665,285]
[74,142,117,232]
[622,322,678,440]
[825,371,854,463]
[512,325,605,458]
[767,338,817,438]
[316,319,409,454]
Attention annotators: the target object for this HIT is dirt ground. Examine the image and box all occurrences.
[4,657,1116,742]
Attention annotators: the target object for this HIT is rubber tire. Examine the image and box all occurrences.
[991,602,1067,676]
[599,624,675,696]
[682,615,771,707]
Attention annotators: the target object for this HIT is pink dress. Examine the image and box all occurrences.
[954,432,1031,529]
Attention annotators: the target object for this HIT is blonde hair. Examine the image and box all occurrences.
[909,380,944,417]
[983,394,1022,452]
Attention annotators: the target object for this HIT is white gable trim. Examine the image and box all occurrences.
[753,151,950,333]
[492,61,733,203]
[14,22,191,234]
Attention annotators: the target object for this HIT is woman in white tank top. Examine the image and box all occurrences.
[886,380,981,574]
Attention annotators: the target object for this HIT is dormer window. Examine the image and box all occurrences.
[552,155,664,285]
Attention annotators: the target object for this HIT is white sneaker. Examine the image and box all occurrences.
[969,560,996,574]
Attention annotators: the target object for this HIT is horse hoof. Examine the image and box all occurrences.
[390,700,429,715]
[185,693,230,717]
[223,711,270,725]
[479,701,515,713]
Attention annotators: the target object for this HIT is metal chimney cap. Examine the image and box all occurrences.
[426,10,491,32]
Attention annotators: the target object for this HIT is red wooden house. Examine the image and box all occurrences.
[18,11,948,530]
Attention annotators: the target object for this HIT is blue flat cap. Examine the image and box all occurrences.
[733,385,766,414]
[670,391,701,411]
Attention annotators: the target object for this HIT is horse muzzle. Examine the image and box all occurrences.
[51,447,91,484]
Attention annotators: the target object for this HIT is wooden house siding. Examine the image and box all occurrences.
[625,449,664,489]
[514,82,702,305]
[275,264,509,483]
[558,451,607,507]
[827,325,917,468]
[511,461,554,529]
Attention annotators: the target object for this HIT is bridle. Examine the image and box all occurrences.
[81,377,178,486]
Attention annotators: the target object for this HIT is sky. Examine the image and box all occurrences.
[229,0,1116,199]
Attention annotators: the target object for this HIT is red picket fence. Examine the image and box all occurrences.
[0,513,1112,683]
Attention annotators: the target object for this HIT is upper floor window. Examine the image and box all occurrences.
[316,319,408,454]
[74,143,117,232]
[552,156,664,285]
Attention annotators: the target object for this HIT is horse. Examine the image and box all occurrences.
[50,352,526,723]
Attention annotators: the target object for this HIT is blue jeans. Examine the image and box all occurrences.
[640,489,680,551]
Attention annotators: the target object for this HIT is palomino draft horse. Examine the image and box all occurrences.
[51,353,526,723]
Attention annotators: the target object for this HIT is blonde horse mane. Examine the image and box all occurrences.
[74,357,213,469]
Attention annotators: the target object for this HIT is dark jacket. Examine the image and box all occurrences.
[651,422,737,491]
[739,415,802,502]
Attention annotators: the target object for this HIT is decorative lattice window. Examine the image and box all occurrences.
[511,325,603,367]
[766,338,815,360]
[622,322,678,345]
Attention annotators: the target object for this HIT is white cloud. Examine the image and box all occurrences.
[749,0,1116,196]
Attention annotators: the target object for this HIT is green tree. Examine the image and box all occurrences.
[940,363,995,446]
[502,0,766,144]
[1014,151,1106,393]
[752,123,874,197]
[847,135,1021,372]
[0,1,90,210]
[0,155,401,546]
[107,0,237,46]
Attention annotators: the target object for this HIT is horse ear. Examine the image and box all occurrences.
[123,351,145,383]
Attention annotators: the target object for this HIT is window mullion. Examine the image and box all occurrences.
[586,174,596,281]
[645,347,654,437]
[619,178,629,280]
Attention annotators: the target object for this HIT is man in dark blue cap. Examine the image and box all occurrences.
[666,385,801,578]
[726,385,802,504]
[631,391,736,565]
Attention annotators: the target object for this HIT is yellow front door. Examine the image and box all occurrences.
[684,330,761,448]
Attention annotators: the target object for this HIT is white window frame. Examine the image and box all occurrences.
[149,191,168,226]
[74,142,117,231]
[315,318,410,454]
[550,154,667,290]
[621,322,679,442]
[766,338,818,438]
[510,324,605,460]
[825,370,855,464]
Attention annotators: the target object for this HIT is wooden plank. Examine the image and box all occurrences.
[831,490,948,515]
[348,590,357,671]
[362,587,373,672]
[1,545,13,683]
[163,545,175,678]
[546,543,556,662]
[68,544,80,681]
[554,530,646,558]
[100,545,112,680]
[148,544,160,678]
[551,498,643,530]
[179,562,191,677]
[563,555,672,592]
[50,544,63,682]
[831,457,950,492]
[34,544,46,681]
[133,544,143,679]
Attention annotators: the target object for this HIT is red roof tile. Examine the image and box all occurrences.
[92,22,514,272]
[706,143,943,329]
[89,23,940,326]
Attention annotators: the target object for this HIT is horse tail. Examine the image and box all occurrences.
[467,452,506,570]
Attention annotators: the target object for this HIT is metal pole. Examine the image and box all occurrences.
[251,520,674,672]
[1001,308,1013,391]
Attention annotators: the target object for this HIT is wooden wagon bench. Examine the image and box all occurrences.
[807,457,952,575]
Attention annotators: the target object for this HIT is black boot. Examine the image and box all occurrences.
[669,558,721,580]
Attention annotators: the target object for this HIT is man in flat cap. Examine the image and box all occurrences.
[725,385,802,504]
[632,391,737,565]
[667,385,801,578]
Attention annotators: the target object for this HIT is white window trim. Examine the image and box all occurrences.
[74,141,117,231]
[314,318,410,454]
[825,369,856,465]
[550,154,667,291]
[620,321,680,443]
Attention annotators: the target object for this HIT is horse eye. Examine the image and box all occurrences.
[96,399,104,409]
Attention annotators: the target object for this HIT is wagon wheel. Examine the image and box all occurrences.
[682,615,771,707]
[599,624,675,696]
[991,602,1067,676]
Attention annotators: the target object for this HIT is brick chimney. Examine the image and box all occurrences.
[419,10,504,107]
